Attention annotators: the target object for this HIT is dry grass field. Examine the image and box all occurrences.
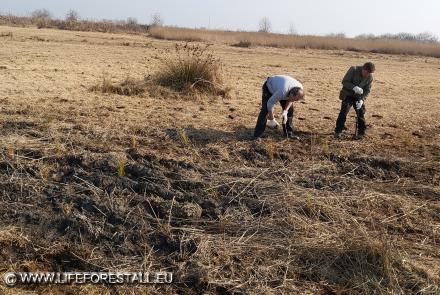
[0,25,439,294]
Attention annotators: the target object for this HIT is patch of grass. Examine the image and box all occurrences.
[90,74,146,96]
[116,158,127,177]
[35,18,50,29]
[0,31,13,38]
[266,143,274,161]
[157,43,226,96]
[299,237,395,294]
[179,129,191,145]
[0,226,29,247]
[232,40,252,48]
[149,26,203,42]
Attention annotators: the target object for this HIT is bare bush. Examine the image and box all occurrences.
[258,17,271,33]
[66,9,79,23]
[30,9,52,29]
[31,9,52,20]
[151,13,164,27]
[126,17,138,26]
[288,23,297,35]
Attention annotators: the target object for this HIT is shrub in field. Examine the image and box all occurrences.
[66,9,79,23]
[30,9,52,29]
[258,17,272,33]
[126,17,138,26]
[63,9,80,30]
[35,18,49,29]
[157,43,225,95]
[232,40,252,48]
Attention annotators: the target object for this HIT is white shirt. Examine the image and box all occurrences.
[266,75,303,111]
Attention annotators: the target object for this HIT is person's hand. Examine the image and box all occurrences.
[355,99,364,110]
[353,86,364,95]
[281,110,288,124]
[267,119,280,128]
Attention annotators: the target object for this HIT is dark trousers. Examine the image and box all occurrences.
[335,96,366,135]
[254,81,294,138]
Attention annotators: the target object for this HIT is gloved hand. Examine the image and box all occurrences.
[355,99,364,110]
[267,119,280,128]
[353,86,364,96]
[281,110,288,124]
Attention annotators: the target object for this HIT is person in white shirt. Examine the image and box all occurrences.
[254,75,305,138]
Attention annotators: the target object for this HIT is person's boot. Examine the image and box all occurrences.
[286,117,300,139]
[354,132,365,140]
[334,132,343,139]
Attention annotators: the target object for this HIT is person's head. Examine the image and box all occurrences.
[288,87,305,101]
[362,62,375,78]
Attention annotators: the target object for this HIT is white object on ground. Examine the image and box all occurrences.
[267,119,280,128]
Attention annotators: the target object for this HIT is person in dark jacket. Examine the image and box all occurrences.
[335,62,375,139]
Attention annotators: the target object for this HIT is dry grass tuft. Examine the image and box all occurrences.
[299,237,395,293]
[116,158,127,177]
[232,40,252,48]
[157,43,226,96]
[0,226,29,247]
[90,74,146,96]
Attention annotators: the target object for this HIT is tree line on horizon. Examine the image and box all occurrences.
[257,17,438,43]
[1,8,438,44]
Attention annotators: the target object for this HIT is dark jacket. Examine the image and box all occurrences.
[339,66,373,101]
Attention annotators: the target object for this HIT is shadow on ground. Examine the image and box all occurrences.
[164,125,254,145]
[164,126,333,145]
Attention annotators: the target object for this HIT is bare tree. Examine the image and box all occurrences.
[66,9,80,23]
[416,32,438,43]
[355,33,376,39]
[327,32,346,38]
[31,9,52,28]
[288,22,297,35]
[127,17,138,26]
[373,32,438,43]
[258,17,271,33]
[151,13,164,27]
[31,9,52,20]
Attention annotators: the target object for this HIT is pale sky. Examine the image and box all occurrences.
[1,0,439,37]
